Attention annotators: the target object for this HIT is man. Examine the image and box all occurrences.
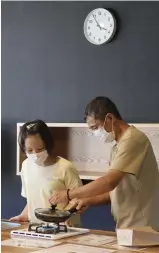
[50,97,159,230]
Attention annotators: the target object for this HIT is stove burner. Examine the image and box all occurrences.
[28,223,67,234]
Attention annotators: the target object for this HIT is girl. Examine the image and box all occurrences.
[10,120,82,227]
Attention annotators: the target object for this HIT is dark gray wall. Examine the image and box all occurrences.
[1,1,159,231]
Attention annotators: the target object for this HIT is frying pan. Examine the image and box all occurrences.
[34,205,78,223]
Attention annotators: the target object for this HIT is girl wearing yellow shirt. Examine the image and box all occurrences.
[10,120,82,227]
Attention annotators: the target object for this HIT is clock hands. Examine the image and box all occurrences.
[101,27,107,31]
[92,14,102,30]
[92,14,107,32]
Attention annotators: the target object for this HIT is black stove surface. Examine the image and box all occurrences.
[28,222,68,234]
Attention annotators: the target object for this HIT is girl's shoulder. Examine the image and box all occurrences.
[21,158,36,173]
[56,157,77,174]
[57,156,74,168]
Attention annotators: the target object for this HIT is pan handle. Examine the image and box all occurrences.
[68,207,78,214]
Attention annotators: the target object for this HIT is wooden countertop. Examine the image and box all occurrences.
[1,223,159,253]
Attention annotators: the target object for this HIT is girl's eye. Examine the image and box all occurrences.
[38,148,44,151]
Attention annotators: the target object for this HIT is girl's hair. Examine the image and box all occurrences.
[18,120,54,154]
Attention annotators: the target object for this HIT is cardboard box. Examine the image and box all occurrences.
[117,227,159,246]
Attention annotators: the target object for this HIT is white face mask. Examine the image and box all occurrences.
[93,115,115,143]
[26,150,48,166]
[93,128,115,143]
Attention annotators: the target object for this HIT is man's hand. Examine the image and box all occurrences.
[49,190,68,205]
[69,198,89,214]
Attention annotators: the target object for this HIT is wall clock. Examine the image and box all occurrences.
[83,8,116,45]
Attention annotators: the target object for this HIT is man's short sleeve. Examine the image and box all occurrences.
[109,137,148,176]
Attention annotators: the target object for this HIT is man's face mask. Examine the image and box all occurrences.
[93,116,115,143]
[26,150,48,166]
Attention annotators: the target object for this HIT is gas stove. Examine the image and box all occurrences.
[28,222,67,234]
[11,222,89,240]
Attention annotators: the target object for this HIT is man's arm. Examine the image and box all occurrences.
[50,136,145,206]
[85,192,111,206]
[50,170,124,204]
[69,170,124,199]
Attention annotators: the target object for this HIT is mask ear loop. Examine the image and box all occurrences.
[103,114,108,130]
[111,117,116,143]
[105,114,116,144]
[105,114,114,132]
[111,118,114,133]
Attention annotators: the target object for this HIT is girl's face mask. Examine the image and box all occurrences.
[26,150,48,166]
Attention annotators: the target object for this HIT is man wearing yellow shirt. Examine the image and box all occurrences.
[50,97,159,230]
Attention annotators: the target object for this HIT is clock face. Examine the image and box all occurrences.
[83,8,116,45]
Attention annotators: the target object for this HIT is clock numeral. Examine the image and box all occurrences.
[98,11,101,15]
[93,14,96,18]
[98,38,101,42]
[88,26,90,30]
[89,32,92,36]
[104,36,106,39]
[108,17,110,21]
[89,20,93,23]
[110,24,112,27]
[94,37,95,40]
[108,30,110,34]
[104,13,106,16]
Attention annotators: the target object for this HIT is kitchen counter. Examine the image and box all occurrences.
[1,223,159,253]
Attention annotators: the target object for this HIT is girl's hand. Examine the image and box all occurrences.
[9,214,28,222]
[49,190,68,205]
